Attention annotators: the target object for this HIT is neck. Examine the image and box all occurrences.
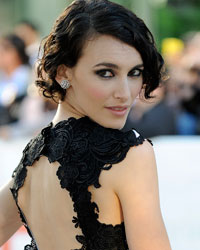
[52,99,84,126]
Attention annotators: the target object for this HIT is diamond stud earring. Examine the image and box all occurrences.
[60,79,71,89]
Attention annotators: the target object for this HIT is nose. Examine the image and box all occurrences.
[113,78,131,102]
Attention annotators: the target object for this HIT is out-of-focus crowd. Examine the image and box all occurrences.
[0,21,57,140]
[124,34,200,137]
[0,21,200,139]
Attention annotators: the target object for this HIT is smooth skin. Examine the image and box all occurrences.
[114,141,171,250]
[0,180,22,246]
[53,34,144,129]
[0,35,171,249]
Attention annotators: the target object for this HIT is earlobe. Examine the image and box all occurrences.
[60,79,71,89]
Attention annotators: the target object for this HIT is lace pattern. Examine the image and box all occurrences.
[11,116,146,250]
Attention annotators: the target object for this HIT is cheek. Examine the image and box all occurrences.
[86,85,109,100]
[131,82,143,98]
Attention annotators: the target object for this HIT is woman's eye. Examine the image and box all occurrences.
[95,69,114,78]
[129,69,143,77]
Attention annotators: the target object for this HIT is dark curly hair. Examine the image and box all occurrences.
[36,0,164,101]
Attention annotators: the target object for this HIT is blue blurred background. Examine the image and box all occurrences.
[0,0,200,249]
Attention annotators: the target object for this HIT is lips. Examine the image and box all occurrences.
[108,106,128,109]
[106,105,129,110]
[105,106,129,116]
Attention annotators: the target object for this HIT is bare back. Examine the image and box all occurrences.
[11,116,146,250]
[18,155,124,250]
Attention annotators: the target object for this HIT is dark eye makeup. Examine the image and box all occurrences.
[95,67,144,79]
[128,68,143,77]
[95,69,114,78]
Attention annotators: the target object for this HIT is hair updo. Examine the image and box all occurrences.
[36,0,164,102]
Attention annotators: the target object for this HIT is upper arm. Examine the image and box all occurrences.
[0,179,22,246]
[114,140,171,250]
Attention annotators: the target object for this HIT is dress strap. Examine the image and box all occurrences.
[132,129,140,138]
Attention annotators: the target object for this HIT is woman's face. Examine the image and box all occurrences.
[0,40,20,70]
[65,35,144,129]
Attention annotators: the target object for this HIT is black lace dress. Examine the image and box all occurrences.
[10,116,148,250]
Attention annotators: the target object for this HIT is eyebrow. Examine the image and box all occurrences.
[93,62,144,69]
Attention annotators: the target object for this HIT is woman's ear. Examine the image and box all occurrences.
[55,64,69,83]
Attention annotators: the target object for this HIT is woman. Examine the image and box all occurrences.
[0,0,171,249]
[0,34,31,125]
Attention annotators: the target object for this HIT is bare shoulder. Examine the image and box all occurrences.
[125,138,156,175]
[113,138,158,205]
[127,138,155,161]
[112,139,156,191]
[111,139,171,250]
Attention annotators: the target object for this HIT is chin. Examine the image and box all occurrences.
[101,118,127,130]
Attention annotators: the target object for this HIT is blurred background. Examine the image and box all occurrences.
[0,0,200,249]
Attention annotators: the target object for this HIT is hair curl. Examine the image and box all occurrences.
[36,0,164,102]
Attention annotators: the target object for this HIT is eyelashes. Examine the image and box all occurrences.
[128,68,143,77]
[95,69,114,78]
[95,68,143,79]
